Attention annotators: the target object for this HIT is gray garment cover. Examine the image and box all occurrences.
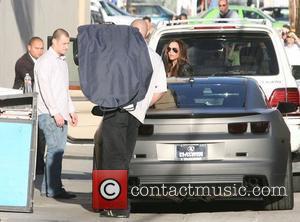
[77,24,153,109]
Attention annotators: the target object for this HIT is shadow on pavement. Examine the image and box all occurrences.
[56,191,94,213]
[131,199,264,213]
[34,174,96,213]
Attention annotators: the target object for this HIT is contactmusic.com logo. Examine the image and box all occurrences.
[92,170,128,210]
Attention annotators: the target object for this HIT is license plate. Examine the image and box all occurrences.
[176,144,207,160]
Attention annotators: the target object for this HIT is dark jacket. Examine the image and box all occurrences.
[13,53,35,89]
[178,63,194,77]
[78,24,153,109]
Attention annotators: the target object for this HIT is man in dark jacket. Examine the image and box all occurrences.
[13,36,45,175]
[13,37,44,89]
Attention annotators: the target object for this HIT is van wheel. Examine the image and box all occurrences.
[264,152,294,210]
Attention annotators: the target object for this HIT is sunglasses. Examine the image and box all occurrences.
[219,4,227,7]
[167,47,179,53]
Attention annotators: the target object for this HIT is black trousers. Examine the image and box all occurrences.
[36,126,46,173]
[98,110,140,170]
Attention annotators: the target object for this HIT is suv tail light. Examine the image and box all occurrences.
[268,88,300,107]
[250,121,269,134]
[228,122,247,134]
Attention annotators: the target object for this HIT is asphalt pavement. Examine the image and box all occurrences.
[1,144,300,222]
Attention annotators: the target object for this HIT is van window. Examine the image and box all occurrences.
[157,32,279,76]
[243,10,264,19]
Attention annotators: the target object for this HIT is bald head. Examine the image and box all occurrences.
[131,19,148,39]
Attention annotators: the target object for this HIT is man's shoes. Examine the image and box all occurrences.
[99,209,130,218]
[53,190,77,199]
[41,189,77,199]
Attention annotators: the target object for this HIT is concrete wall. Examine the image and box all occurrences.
[0,0,24,88]
[0,0,89,88]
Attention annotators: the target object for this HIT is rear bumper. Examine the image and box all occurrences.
[129,160,286,187]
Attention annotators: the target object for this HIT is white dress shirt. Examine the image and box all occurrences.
[129,47,167,123]
[29,53,37,64]
[34,47,75,121]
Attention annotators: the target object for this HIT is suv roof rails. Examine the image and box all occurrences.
[157,18,272,29]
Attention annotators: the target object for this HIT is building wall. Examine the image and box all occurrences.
[0,0,89,88]
[0,0,24,88]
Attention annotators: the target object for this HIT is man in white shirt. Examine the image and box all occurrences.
[35,28,78,199]
[98,19,167,218]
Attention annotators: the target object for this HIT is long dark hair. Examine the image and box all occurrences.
[162,39,189,77]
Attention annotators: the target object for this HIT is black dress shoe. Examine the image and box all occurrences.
[99,209,130,218]
[53,190,77,199]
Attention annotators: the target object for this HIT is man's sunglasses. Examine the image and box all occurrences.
[167,47,179,53]
[219,4,227,7]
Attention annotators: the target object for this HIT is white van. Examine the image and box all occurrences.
[149,20,300,154]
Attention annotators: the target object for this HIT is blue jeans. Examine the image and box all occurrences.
[38,114,68,196]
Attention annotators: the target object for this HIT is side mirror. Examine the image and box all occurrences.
[277,102,298,114]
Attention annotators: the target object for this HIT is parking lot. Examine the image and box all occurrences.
[0,144,300,222]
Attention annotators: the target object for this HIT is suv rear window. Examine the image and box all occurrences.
[156,32,279,76]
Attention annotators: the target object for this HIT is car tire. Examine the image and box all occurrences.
[264,151,294,210]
